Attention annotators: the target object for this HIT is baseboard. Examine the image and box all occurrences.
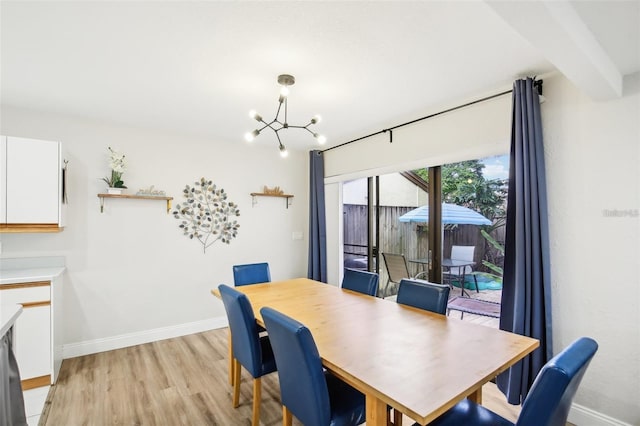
[569,403,633,426]
[62,316,228,359]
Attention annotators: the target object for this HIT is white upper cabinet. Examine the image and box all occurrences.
[0,137,6,224]
[1,136,63,231]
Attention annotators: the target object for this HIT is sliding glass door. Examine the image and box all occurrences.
[342,154,508,300]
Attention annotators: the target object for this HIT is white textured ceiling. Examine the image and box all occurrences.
[1,1,638,153]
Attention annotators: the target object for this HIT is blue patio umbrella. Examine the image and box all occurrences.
[398,203,492,225]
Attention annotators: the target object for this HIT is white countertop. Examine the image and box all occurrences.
[0,266,65,285]
[0,303,22,337]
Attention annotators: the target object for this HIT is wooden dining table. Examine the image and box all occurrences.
[211,278,538,426]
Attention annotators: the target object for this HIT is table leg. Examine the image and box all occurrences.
[468,386,483,404]
[283,406,293,426]
[393,408,403,425]
[366,393,387,426]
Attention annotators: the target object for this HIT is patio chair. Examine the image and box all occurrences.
[443,246,479,293]
[424,337,598,426]
[381,253,412,298]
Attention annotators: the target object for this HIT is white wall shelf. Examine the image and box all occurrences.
[97,194,173,213]
[250,192,294,209]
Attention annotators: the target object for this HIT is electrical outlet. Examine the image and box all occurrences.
[292,231,303,241]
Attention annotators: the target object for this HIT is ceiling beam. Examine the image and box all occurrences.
[486,0,623,100]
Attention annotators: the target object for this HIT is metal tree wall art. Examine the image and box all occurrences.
[173,178,240,253]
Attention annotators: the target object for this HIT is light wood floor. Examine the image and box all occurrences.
[42,327,524,426]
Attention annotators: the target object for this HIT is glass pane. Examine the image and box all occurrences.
[342,178,369,271]
[437,155,508,300]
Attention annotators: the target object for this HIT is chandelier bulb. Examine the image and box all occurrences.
[311,115,322,124]
[279,143,288,158]
[245,129,260,142]
[280,86,290,97]
[316,134,327,145]
[249,110,262,122]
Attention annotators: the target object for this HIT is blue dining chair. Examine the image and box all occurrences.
[261,307,366,426]
[218,285,277,426]
[341,268,379,297]
[420,337,598,426]
[232,262,269,343]
[390,278,451,424]
[233,262,271,286]
[396,278,450,315]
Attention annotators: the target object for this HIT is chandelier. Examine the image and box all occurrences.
[244,74,326,157]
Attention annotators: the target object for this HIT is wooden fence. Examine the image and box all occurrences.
[343,204,505,294]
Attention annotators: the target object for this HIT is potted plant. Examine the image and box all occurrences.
[102,147,127,194]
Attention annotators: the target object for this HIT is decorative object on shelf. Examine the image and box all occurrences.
[173,178,240,253]
[263,185,284,195]
[244,74,326,158]
[101,146,127,190]
[136,185,166,196]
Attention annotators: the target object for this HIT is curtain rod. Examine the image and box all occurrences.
[321,85,526,154]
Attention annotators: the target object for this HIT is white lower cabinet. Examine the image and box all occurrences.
[16,304,51,382]
[0,281,54,389]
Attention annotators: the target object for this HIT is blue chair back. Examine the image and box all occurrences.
[396,279,450,314]
[219,284,267,377]
[233,262,271,286]
[261,307,332,426]
[341,268,379,296]
[517,337,598,426]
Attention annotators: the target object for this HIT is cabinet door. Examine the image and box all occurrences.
[6,136,60,224]
[0,283,52,385]
[15,304,52,381]
[0,136,6,223]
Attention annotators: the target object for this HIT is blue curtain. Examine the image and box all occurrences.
[498,78,553,405]
[308,150,327,282]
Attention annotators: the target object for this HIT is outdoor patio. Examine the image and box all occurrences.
[385,281,502,328]
[447,284,502,329]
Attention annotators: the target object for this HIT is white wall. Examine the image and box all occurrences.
[0,106,309,352]
[324,91,512,182]
[542,73,639,425]
[323,74,639,425]
[343,174,427,207]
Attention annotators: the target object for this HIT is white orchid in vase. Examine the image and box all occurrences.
[102,147,127,188]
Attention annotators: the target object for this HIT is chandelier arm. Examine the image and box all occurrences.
[264,120,284,132]
[286,125,314,131]
[274,129,284,146]
[274,99,284,122]
[256,123,271,132]
[284,97,288,126]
